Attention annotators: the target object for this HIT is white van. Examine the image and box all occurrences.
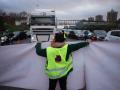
[105,30,120,41]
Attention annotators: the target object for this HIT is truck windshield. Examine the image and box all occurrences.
[30,16,55,26]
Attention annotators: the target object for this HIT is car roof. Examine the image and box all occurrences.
[109,30,120,32]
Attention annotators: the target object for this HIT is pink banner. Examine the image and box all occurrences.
[0,41,120,90]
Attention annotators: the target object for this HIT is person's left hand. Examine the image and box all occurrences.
[35,43,41,48]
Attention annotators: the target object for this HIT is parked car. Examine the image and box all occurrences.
[68,31,80,40]
[12,31,27,41]
[25,30,31,38]
[94,30,107,41]
[82,30,94,40]
[74,30,84,40]
[68,30,95,40]
[0,32,14,46]
[105,30,120,41]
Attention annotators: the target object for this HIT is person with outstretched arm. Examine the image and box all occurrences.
[35,33,89,90]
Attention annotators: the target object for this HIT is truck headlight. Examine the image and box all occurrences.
[31,36,34,40]
[1,37,5,42]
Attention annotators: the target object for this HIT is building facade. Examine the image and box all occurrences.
[95,15,103,22]
[107,9,118,23]
[88,17,94,22]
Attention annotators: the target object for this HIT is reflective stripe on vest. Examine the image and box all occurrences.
[46,44,73,79]
[48,61,72,79]
[64,33,66,38]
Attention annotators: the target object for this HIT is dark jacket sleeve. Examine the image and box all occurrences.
[68,42,89,52]
[65,42,89,61]
[35,43,47,57]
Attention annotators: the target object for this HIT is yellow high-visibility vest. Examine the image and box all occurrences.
[46,44,73,79]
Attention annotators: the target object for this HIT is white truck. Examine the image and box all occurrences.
[28,9,56,42]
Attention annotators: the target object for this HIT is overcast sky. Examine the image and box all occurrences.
[0,0,120,20]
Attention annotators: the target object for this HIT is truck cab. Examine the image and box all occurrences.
[28,9,56,42]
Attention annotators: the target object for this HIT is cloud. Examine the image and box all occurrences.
[0,0,120,19]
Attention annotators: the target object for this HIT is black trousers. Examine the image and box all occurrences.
[49,75,67,90]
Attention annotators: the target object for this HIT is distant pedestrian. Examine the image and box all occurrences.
[84,31,89,41]
[61,30,67,39]
[35,33,89,90]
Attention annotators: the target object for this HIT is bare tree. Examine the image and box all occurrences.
[0,9,6,16]
[19,11,28,17]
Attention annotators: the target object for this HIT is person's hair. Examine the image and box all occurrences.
[54,33,65,42]
[62,30,64,33]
